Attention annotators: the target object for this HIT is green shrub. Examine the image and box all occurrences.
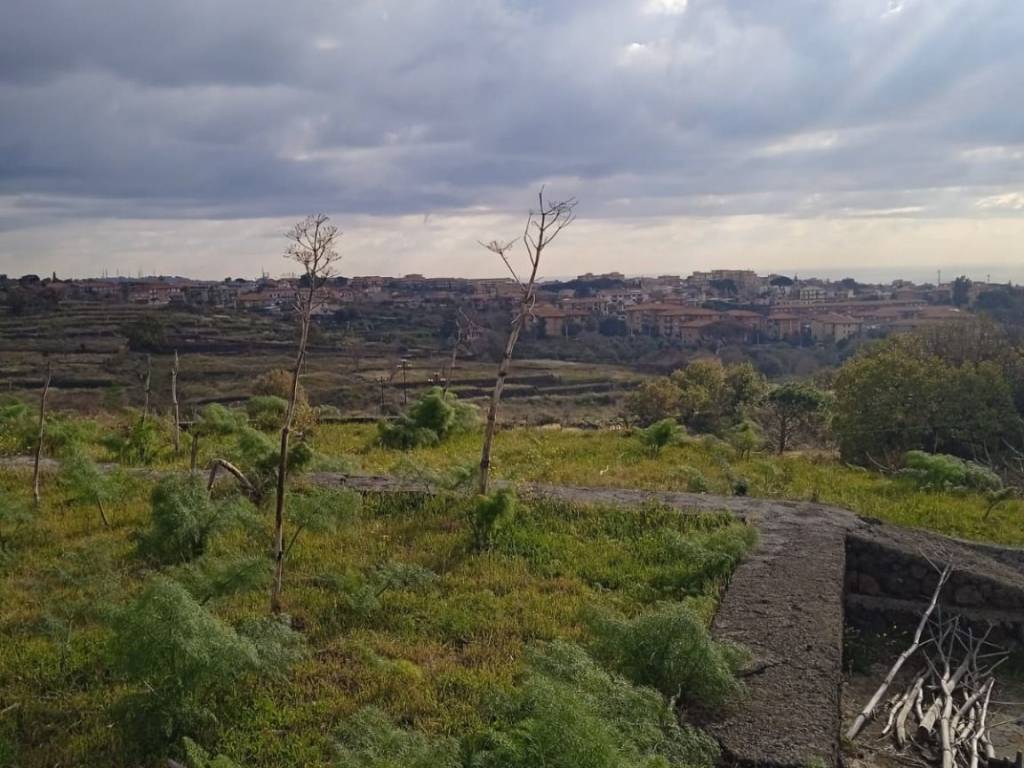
[637,418,682,456]
[377,388,478,449]
[678,466,709,494]
[109,576,302,754]
[246,395,288,431]
[57,450,127,528]
[334,707,460,768]
[473,641,719,768]
[101,416,163,465]
[0,401,33,455]
[137,476,254,564]
[229,426,314,495]
[195,404,248,437]
[587,602,747,711]
[183,555,269,604]
[900,451,1003,492]
[725,419,764,459]
[468,489,516,551]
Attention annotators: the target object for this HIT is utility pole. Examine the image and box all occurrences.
[376,376,386,414]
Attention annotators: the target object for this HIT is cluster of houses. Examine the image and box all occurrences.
[527,270,967,343]
[2,267,976,346]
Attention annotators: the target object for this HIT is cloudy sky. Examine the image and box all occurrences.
[1,0,1022,282]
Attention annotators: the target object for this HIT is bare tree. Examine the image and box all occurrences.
[170,350,181,454]
[478,188,576,495]
[443,309,476,396]
[32,361,53,506]
[271,213,341,614]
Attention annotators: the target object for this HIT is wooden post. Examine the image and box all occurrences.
[32,361,53,506]
[170,350,181,454]
[141,354,152,422]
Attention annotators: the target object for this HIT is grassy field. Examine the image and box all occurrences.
[0,461,753,767]
[306,424,1024,547]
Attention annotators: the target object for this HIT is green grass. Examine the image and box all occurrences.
[0,467,752,767]
[309,424,1024,546]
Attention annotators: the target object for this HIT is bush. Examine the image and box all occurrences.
[183,555,269,604]
[725,419,764,459]
[194,404,248,437]
[252,369,315,432]
[246,395,288,431]
[137,476,254,564]
[473,641,719,768]
[684,468,709,494]
[637,418,682,456]
[57,450,127,527]
[468,489,516,551]
[900,451,1003,492]
[101,416,163,465]
[229,426,314,496]
[109,577,261,752]
[587,602,747,711]
[378,388,478,450]
[334,707,460,768]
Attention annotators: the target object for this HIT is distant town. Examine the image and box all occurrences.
[0,267,1009,347]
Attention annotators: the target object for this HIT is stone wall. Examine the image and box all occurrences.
[844,533,1024,648]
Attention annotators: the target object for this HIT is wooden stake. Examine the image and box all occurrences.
[31,361,52,506]
[170,350,180,454]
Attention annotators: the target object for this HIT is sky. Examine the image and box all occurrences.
[0,0,1022,283]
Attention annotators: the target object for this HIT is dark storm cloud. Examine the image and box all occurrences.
[1,0,1023,225]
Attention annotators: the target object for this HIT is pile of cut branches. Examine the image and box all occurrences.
[847,565,1015,768]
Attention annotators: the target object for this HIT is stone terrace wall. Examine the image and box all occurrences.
[844,533,1024,648]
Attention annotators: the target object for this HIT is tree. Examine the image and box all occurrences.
[272,214,341,613]
[624,379,681,427]
[832,335,1022,465]
[769,275,794,288]
[951,275,972,307]
[762,382,827,454]
[478,189,576,495]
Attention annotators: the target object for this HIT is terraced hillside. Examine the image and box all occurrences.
[0,304,645,424]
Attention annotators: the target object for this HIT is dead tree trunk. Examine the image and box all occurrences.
[478,189,576,496]
[32,362,53,506]
[207,458,256,497]
[170,350,181,454]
